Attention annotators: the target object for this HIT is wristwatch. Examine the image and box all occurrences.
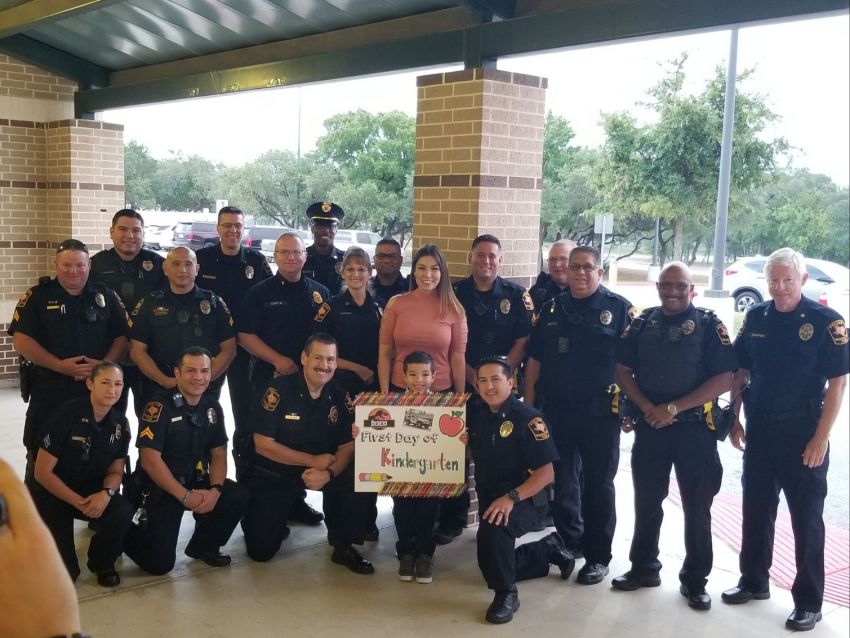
[102,487,116,497]
[666,403,679,417]
[507,489,521,504]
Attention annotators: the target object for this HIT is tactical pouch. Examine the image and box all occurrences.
[18,356,35,403]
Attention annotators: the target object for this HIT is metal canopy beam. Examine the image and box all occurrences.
[0,33,109,88]
[0,0,115,39]
[453,1,516,19]
[75,0,849,115]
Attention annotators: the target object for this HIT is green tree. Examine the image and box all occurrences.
[150,152,220,211]
[221,150,340,227]
[314,109,415,236]
[124,141,157,209]
[597,55,787,263]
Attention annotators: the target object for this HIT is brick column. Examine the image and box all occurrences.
[0,54,124,384]
[413,68,546,285]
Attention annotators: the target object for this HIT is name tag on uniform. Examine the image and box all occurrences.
[284,413,300,420]
[171,416,182,422]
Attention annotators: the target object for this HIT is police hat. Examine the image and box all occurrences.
[56,238,89,254]
[307,201,345,225]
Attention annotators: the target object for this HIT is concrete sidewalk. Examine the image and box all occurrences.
[2,385,848,637]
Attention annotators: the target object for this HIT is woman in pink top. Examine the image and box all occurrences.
[378,244,467,393]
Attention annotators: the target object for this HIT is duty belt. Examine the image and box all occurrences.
[748,406,816,424]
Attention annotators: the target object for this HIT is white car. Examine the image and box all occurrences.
[725,256,850,313]
[260,229,383,263]
[143,224,174,251]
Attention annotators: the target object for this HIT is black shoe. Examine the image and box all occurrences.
[611,570,662,591]
[331,545,375,575]
[485,588,520,624]
[364,526,380,542]
[785,609,822,631]
[576,562,609,585]
[542,532,575,580]
[721,585,770,605]
[95,569,120,588]
[433,527,462,545]
[288,498,324,525]
[185,544,232,567]
[680,584,711,610]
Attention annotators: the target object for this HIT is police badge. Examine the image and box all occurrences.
[799,323,814,342]
[142,260,153,272]
[207,408,217,424]
[321,202,332,213]
[681,319,695,335]
[499,421,513,437]
[329,405,339,423]
[313,291,323,304]
[95,293,106,308]
[245,265,254,280]
[200,300,211,315]
[599,310,612,326]
[499,299,511,315]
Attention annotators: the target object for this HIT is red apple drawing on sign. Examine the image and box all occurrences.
[439,411,465,437]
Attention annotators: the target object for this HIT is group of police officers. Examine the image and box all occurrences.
[8,202,847,630]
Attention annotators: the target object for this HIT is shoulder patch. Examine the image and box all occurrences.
[521,290,534,311]
[715,323,732,346]
[527,416,550,441]
[16,289,32,308]
[262,387,281,412]
[628,306,638,320]
[138,426,155,441]
[314,302,331,323]
[828,319,848,345]
[141,402,163,423]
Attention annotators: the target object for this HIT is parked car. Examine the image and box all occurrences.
[244,225,287,250]
[259,229,382,263]
[143,224,174,251]
[171,221,219,250]
[725,256,850,313]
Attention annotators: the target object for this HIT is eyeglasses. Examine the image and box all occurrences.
[568,263,598,273]
[275,250,304,257]
[658,283,691,292]
[375,253,401,260]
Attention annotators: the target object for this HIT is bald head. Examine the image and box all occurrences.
[164,246,198,293]
[658,261,693,285]
[657,261,694,315]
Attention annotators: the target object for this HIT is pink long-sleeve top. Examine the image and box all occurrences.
[379,289,467,391]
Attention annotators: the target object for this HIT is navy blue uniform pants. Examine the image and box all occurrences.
[476,491,553,592]
[124,479,248,575]
[32,485,134,581]
[739,417,828,612]
[629,419,722,587]
[242,469,368,562]
[393,496,439,557]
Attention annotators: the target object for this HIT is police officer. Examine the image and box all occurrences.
[31,361,133,587]
[124,347,249,575]
[9,239,128,475]
[525,245,635,585]
[90,209,166,416]
[241,334,374,574]
[129,246,236,402]
[468,356,571,624]
[722,248,848,631]
[370,238,409,307]
[238,231,329,526]
[614,262,736,610]
[438,234,534,545]
[302,201,345,295]
[529,239,576,315]
[196,206,272,461]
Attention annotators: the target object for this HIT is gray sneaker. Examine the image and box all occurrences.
[398,554,415,582]
[415,555,433,583]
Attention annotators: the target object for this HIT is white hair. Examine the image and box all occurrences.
[764,247,806,276]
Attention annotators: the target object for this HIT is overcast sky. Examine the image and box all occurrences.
[104,14,849,188]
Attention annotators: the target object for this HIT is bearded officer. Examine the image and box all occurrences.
[613,262,736,610]
[124,347,249,575]
[303,201,345,295]
[722,248,848,632]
